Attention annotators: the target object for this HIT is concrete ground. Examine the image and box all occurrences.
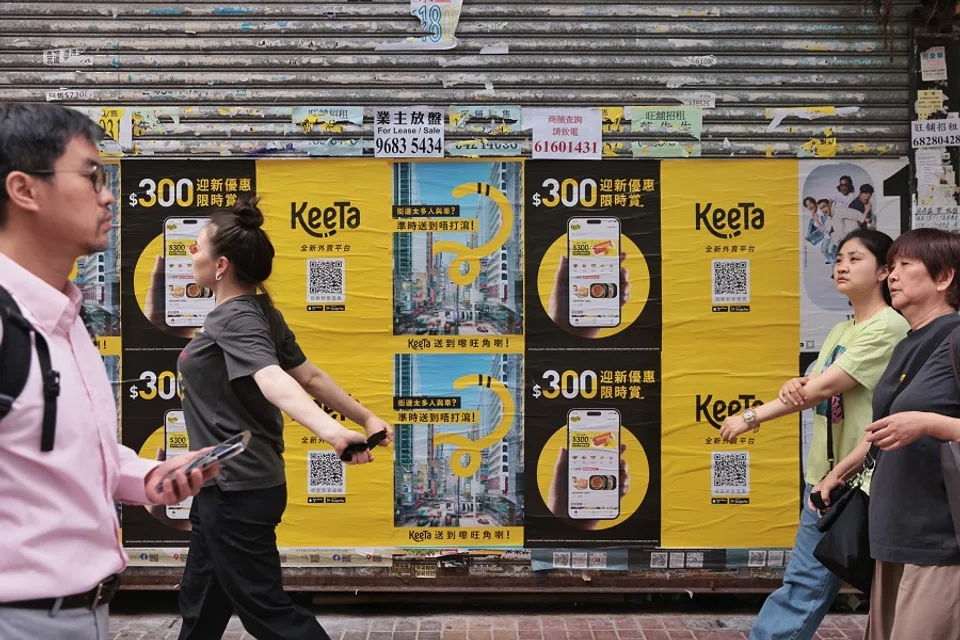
[109,610,867,639]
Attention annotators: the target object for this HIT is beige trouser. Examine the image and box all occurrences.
[864,560,960,640]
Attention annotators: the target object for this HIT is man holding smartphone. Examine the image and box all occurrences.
[0,103,220,640]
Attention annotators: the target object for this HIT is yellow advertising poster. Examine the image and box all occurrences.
[660,160,800,548]
[256,159,525,548]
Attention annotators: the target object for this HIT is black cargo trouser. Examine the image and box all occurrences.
[177,483,330,640]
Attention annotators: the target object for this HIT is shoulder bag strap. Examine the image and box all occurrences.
[0,285,59,450]
[826,401,835,470]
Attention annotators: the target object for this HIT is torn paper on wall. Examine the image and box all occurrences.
[73,106,132,149]
[630,106,702,140]
[602,141,631,158]
[449,105,520,134]
[479,43,509,55]
[292,106,364,134]
[376,0,463,51]
[131,107,181,136]
[766,106,859,132]
[600,106,629,134]
[798,128,837,158]
[446,139,521,157]
[916,90,946,120]
[302,139,365,157]
[447,105,521,156]
[631,141,702,158]
[921,46,948,82]
[42,48,93,66]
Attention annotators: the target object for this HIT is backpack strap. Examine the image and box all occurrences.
[0,285,60,452]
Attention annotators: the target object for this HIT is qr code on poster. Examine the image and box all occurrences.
[748,550,768,568]
[712,259,750,304]
[712,451,749,496]
[552,552,571,568]
[307,259,345,303]
[308,451,345,494]
[650,552,668,569]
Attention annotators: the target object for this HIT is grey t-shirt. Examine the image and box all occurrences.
[178,294,307,491]
[869,313,960,565]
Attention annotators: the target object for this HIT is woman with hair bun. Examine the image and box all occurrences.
[175,198,392,640]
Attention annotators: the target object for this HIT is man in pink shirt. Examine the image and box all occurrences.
[0,103,219,640]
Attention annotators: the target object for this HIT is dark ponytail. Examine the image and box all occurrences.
[837,228,894,306]
[210,197,275,305]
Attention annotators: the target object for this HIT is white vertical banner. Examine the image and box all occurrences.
[798,159,909,351]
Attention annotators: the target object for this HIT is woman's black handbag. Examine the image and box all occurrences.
[812,321,956,594]
[812,450,875,594]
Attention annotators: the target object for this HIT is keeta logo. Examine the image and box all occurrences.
[291,201,361,238]
[695,202,764,239]
[696,394,762,429]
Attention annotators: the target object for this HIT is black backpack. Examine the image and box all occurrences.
[0,284,61,451]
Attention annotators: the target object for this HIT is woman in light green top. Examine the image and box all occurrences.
[720,229,909,640]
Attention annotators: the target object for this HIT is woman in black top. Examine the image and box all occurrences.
[176,198,393,640]
[820,228,960,639]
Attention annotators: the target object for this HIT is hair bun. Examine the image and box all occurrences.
[233,197,264,230]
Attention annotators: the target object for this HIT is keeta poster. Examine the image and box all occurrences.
[79,157,912,563]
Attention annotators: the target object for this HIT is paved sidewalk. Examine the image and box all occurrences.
[109,611,868,639]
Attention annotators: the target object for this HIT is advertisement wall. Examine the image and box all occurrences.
[71,157,907,566]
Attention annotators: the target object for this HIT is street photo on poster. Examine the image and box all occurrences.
[799,159,909,350]
[392,161,523,336]
[393,354,523,529]
[75,161,121,340]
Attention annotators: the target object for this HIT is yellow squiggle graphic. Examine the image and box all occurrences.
[432,182,513,286]
[434,374,514,478]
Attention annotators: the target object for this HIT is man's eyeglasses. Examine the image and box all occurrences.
[839,181,852,188]
[24,164,108,193]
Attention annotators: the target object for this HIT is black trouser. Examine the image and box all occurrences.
[177,483,330,640]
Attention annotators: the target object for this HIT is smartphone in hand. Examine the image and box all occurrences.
[339,430,388,462]
[154,430,251,492]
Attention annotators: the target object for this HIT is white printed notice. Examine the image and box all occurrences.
[913,205,960,231]
[916,148,946,186]
[912,119,960,148]
[374,106,444,158]
[530,108,602,160]
[921,46,948,82]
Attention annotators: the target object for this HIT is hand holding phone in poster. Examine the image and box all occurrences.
[547,410,631,530]
[548,218,631,338]
[144,447,193,532]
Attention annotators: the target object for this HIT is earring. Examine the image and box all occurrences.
[215,273,222,282]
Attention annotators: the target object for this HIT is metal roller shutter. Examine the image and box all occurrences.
[0,0,913,157]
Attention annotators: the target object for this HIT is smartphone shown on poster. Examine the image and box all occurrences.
[164,217,214,327]
[567,217,621,328]
[163,410,192,520]
[567,409,621,520]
